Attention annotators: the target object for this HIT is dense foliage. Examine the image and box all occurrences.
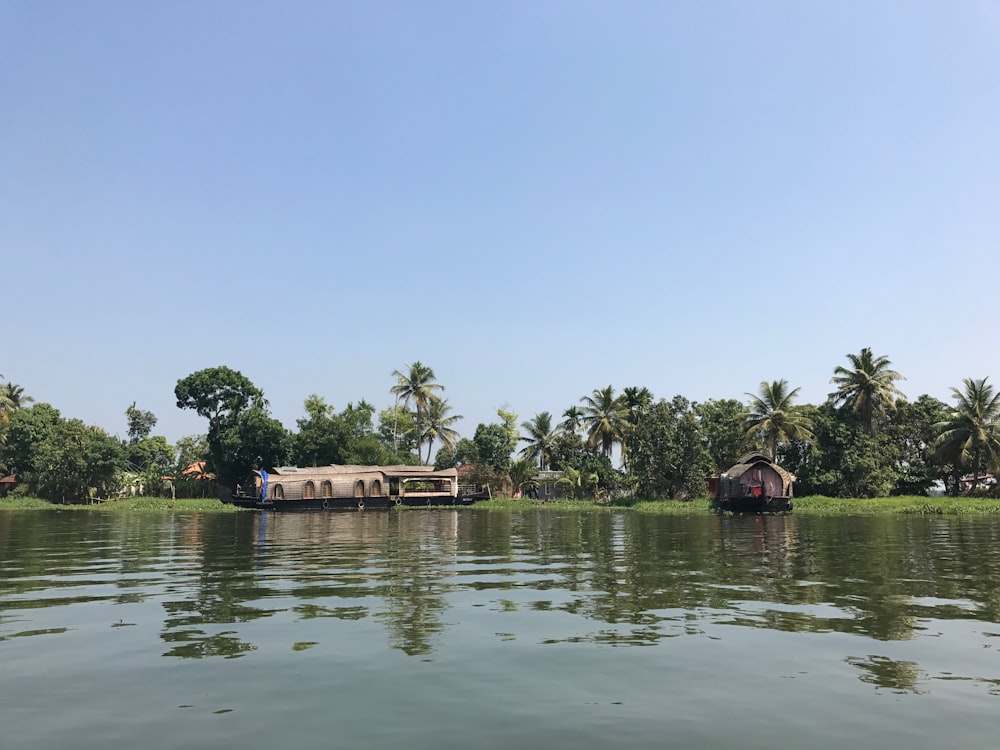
[1,348,998,504]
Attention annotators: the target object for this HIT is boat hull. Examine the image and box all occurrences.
[223,493,477,511]
[714,495,793,513]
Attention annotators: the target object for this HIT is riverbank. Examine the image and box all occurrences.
[3,494,1000,515]
[0,496,240,513]
[469,495,1000,516]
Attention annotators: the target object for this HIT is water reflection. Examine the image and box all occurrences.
[2,508,1000,696]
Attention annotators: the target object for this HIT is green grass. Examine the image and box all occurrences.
[791,495,1000,516]
[0,496,241,513]
[4,494,1000,516]
[465,495,1000,516]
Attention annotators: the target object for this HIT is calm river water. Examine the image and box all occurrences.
[2,508,999,749]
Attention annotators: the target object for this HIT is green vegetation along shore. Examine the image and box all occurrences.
[5,495,1000,516]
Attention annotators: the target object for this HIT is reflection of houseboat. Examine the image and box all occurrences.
[221,465,486,510]
[713,453,794,513]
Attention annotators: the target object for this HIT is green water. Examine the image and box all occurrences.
[1,509,998,749]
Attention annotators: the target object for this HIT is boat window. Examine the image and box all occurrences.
[304,481,315,499]
[354,480,365,498]
[321,480,333,498]
[272,484,284,500]
[371,479,382,497]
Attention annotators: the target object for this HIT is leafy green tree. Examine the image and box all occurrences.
[548,430,587,472]
[175,367,284,488]
[175,366,265,425]
[694,398,750,472]
[390,362,444,461]
[378,405,417,456]
[213,406,289,487]
[519,412,558,469]
[421,398,462,464]
[830,347,906,432]
[887,395,951,495]
[934,377,1000,494]
[125,402,157,444]
[580,386,627,458]
[787,403,899,498]
[745,380,815,460]
[472,422,516,474]
[1,402,62,479]
[628,396,713,499]
[33,420,123,502]
[291,395,340,466]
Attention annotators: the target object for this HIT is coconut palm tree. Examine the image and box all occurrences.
[519,412,558,470]
[560,406,583,434]
[390,362,444,461]
[934,377,1000,493]
[580,386,627,458]
[619,386,653,470]
[830,347,906,432]
[505,459,538,499]
[421,397,462,464]
[745,380,815,460]
[556,466,599,500]
[0,380,30,444]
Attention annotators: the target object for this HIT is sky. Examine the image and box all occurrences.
[2,1,999,445]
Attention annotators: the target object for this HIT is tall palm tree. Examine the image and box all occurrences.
[934,377,1000,493]
[580,386,627,458]
[619,386,653,470]
[421,397,462,464]
[745,380,815,460]
[519,412,558,470]
[390,362,444,462]
[560,406,583,434]
[830,347,906,432]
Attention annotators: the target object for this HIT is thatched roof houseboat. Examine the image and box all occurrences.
[714,453,794,512]
[223,464,475,510]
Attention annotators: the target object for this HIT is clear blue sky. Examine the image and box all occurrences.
[3,1,998,444]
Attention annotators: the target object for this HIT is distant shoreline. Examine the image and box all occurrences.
[3,495,1000,516]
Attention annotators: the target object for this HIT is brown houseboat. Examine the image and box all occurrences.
[713,453,794,512]
[221,464,485,510]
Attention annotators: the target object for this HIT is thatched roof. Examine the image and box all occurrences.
[721,455,795,486]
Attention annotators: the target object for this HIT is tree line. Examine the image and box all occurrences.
[1,350,998,503]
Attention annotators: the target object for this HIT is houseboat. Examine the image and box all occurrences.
[220,464,482,510]
[713,453,794,513]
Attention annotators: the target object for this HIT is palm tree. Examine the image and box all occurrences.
[390,362,444,462]
[519,412,558,470]
[934,377,1000,493]
[745,380,815,460]
[0,380,30,443]
[580,386,627,458]
[830,347,906,432]
[619,386,653,470]
[421,397,462,464]
[505,459,538,499]
[556,466,599,500]
[560,406,583,434]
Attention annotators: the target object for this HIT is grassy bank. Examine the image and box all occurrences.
[5,494,1000,516]
[0,496,240,513]
[464,495,1000,516]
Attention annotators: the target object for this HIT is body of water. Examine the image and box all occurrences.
[2,508,999,749]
